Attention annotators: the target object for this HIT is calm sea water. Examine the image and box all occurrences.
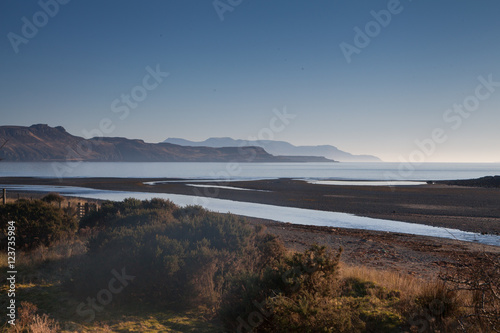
[0,162,499,181]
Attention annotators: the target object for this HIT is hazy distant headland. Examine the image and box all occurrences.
[0,124,335,163]
[164,137,381,162]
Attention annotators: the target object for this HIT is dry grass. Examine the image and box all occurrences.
[0,192,98,271]
[0,237,87,269]
[340,263,472,332]
[0,235,91,288]
[29,314,61,333]
[10,237,88,268]
[4,302,60,333]
[0,252,8,270]
[340,263,428,299]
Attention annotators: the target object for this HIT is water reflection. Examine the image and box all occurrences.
[2,184,499,246]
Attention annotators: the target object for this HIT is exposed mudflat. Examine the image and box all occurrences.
[2,177,499,235]
[2,176,499,280]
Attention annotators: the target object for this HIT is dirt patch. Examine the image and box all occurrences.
[247,217,500,281]
[1,177,500,235]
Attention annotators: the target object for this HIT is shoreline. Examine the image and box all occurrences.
[2,177,499,281]
[4,188,499,281]
[245,217,500,280]
[1,176,499,235]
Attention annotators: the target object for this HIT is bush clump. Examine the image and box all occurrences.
[41,192,65,204]
[71,199,285,313]
[221,245,405,332]
[0,199,78,250]
[79,198,177,229]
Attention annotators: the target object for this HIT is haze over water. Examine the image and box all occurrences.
[0,162,499,180]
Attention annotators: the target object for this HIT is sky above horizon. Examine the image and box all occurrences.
[1,0,499,162]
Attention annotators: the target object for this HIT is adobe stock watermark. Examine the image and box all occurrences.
[385,74,499,183]
[110,65,170,120]
[190,106,296,206]
[76,267,135,322]
[339,0,409,64]
[7,0,71,54]
[51,64,169,179]
[213,0,243,21]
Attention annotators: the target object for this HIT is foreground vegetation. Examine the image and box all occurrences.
[1,195,499,332]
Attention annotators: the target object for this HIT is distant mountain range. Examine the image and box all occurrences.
[0,124,333,163]
[164,137,381,162]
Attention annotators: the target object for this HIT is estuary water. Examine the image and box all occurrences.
[1,184,499,246]
[1,162,499,246]
[0,162,499,181]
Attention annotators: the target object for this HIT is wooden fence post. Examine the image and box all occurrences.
[2,189,5,205]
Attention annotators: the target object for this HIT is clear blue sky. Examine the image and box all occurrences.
[1,0,499,162]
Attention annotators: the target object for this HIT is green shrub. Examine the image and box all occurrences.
[69,198,408,331]
[71,200,284,312]
[0,199,78,250]
[79,198,177,229]
[269,294,365,333]
[220,245,344,331]
[41,192,64,204]
[221,245,405,332]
